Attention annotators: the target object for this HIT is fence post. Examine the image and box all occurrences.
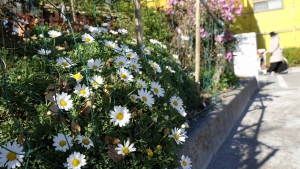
[133,0,144,57]
[195,0,201,92]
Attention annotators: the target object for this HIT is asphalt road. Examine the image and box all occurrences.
[208,67,300,169]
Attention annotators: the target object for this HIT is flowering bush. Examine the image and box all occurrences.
[0,20,197,168]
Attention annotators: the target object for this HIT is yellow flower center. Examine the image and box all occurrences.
[157,145,162,150]
[154,88,159,93]
[174,134,179,140]
[52,33,57,37]
[74,73,82,80]
[79,89,86,95]
[59,140,66,147]
[122,147,129,154]
[173,101,178,106]
[93,81,99,86]
[138,83,142,88]
[7,152,16,161]
[147,150,153,157]
[144,49,148,53]
[150,62,155,66]
[85,37,91,42]
[82,138,89,145]
[109,45,114,49]
[127,53,132,57]
[142,96,147,102]
[130,96,135,100]
[183,160,187,166]
[105,84,113,89]
[92,65,98,69]
[116,113,124,120]
[72,159,80,166]
[119,62,124,66]
[60,100,67,106]
[132,65,137,69]
[62,62,69,67]
[121,73,127,79]
[154,67,158,70]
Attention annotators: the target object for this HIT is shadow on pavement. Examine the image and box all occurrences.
[207,90,280,169]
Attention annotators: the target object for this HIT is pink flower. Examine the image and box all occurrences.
[216,35,224,42]
[178,1,185,6]
[226,52,233,62]
[166,0,177,6]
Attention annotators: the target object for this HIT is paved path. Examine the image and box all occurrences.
[208,67,300,169]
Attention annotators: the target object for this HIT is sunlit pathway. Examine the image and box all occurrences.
[208,67,300,169]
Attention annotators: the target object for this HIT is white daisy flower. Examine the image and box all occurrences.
[77,135,94,149]
[143,47,151,55]
[88,26,97,33]
[138,89,154,107]
[66,152,87,169]
[104,40,120,51]
[56,57,74,68]
[91,29,101,37]
[124,51,138,60]
[37,48,51,55]
[117,68,133,83]
[53,92,73,111]
[152,117,157,122]
[0,141,24,169]
[101,22,110,27]
[130,94,138,103]
[182,122,190,129]
[109,30,118,35]
[170,95,183,110]
[178,108,187,117]
[115,140,136,156]
[152,63,162,73]
[82,33,94,43]
[164,115,169,120]
[150,81,165,98]
[114,56,128,68]
[52,133,73,152]
[172,54,179,59]
[87,59,103,72]
[71,72,84,83]
[168,127,187,145]
[39,34,44,38]
[89,75,104,89]
[181,35,190,41]
[48,30,62,38]
[109,105,131,127]
[118,28,128,35]
[129,59,142,73]
[150,39,159,44]
[121,45,132,52]
[74,84,91,98]
[148,60,155,67]
[136,79,147,88]
[166,66,175,73]
[180,155,192,169]
[98,27,108,33]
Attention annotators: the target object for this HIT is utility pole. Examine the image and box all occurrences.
[195,0,201,92]
[133,0,144,57]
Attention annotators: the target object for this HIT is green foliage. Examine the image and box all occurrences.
[283,47,300,67]
[0,21,199,168]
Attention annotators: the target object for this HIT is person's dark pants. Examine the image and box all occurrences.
[267,61,289,73]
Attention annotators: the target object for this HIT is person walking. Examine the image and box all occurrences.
[267,32,289,75]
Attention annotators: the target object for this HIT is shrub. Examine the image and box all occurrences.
[283,47,300,67]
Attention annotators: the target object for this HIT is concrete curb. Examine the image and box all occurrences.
[180,77,259,169]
